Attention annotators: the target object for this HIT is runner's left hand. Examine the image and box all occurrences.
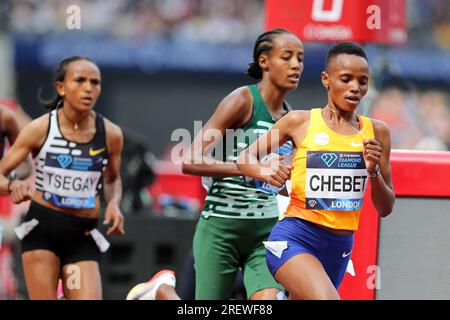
[103,202,125,235]
[363,139,382,173]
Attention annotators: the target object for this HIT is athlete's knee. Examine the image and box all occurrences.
[249,288,280,300]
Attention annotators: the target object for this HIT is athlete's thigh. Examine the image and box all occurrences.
[320,240,353,289]
[22,250,61,300]
[265,218,339,300]
[275,253,339,300]
[62,260,102,300]
[193,216,240,299]
[244,242,283,300]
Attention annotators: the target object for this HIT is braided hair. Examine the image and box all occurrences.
[246,29,293,80]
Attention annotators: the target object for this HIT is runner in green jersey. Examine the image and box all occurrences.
[184,29,304,300]
[126,29,304,300]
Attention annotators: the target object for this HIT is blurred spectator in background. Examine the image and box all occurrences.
[119,129,156,213]
[369,88,423,150]
[0,99,32,130]
[407,0,450,50]
[0,1,11,32]
[369,88,450,151]
[0,98,33,300]
[417,91,450,149]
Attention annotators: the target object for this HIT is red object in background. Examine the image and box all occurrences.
[0,99,17,218]
[390,150,450,197]
[265,0,406,44]
[338,149,450,299]
[148,161,207,212]
[0,99,18,111]
[338,183,378,300]
[0,198,12,218]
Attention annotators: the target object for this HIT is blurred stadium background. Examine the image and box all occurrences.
[0,0,450,300]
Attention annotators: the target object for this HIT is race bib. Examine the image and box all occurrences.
[305,151,368,211]
[41,152,103,209]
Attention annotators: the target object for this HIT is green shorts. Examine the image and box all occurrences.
[193,215,283,300]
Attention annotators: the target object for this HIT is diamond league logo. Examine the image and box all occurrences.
[57,155,73,169]
[320,153,338,167]
[308,200,317,207]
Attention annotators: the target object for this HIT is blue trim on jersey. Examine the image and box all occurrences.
[43,192,96,209]
[307,151,366,169]
[307,197,363,211]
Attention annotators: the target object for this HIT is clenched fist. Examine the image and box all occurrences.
[9,180,33,204]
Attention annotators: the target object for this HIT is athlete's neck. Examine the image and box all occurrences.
[60,105,92,131]
[325,103,356,123]
[257,82,286,114]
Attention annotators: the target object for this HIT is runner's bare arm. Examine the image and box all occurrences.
[237,111,308,187]
[182,87,252,177]
[103,119,125,235]
[2,106,34,179]
[0,116,48,196]
[366,119,395,217]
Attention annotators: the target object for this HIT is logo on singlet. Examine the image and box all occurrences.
[89,147,106,156]
[314,132,329,146]
[57,155,73,169]
[321,153,338,167]
[351,141,363,147]
[308,200,317,207]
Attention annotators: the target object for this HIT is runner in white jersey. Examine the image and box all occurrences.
[0,56,125,300]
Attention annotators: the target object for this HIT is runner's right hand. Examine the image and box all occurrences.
[9,180,33,203]
[260,155,292,188]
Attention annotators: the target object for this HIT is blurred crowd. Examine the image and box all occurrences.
[369,88,450,151]
[2,0,450,151]
[1,0,449,154]
[407,0,450,50]
[1,0,449,49]
[7,0,263,44]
